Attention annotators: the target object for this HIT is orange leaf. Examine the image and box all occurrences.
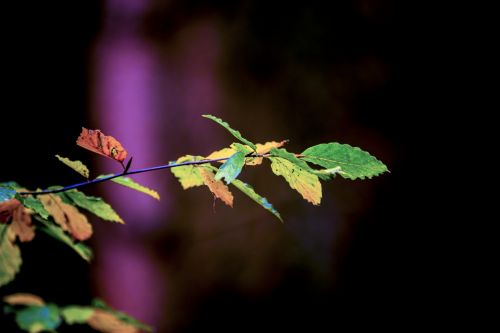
[0,199,21,224]
[199,168,234,207]
[3,293,45,306]
[76,128,128,163]
[9,204,34,242]
[39,195,93,241]
[87,309,139,333]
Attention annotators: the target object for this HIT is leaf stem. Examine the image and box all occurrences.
[18,154,269,196]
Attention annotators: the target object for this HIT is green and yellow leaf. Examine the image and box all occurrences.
[0,224,22,287]
[170,155,205,189]
[98,175,160,200]
[269,157,322,205]
[62,190,124,224]
[55,155,90,178]
[231,179,282,221]
[202,114,257,150]
[61,306,95,325]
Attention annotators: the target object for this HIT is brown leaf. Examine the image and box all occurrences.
[9,204,34,242]
[0,199,21,224]
[199,168,234,207]
[3,293,45,306]
[39,195,93,241]
[77,128,128,163]
[87,309,139,333]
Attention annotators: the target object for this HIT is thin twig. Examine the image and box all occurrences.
[18,154,269,196]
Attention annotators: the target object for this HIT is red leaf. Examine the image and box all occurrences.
[76,128,128,163]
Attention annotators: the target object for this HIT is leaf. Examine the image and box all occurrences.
[55,155,90,178]
[0,198,21,223]
[15,304,61,333]
[3,294,45,307]
[215,151,246,184]
[0,186,16,203]
[9,203,35,242]
[205,147,236,162]
[231,179,282,221]
[97,175,160,200]
[199,168,234,207]
[170,156,206,189]
[76,128,128,163]
[16,196,50,220]
[246,140,288,165]
[0,224,22,287]
[202,114,257,150]
[63,190,124,224]
[92,299,153,332]
[38,194,93,241]
[87,309,140,333]
[269,157,322,205]
[36,217,92,262]
[301,143,388,180]
[61,306,95,325]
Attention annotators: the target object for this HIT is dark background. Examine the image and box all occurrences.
[1,1,432,331]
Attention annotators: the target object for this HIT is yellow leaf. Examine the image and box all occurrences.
[3,293,45,306]
[55,155,90,178]
[205,147,235,162]
[199,168,234,207]
[269,157,322,205]
[246,140,288,166]
[39,195,93,241]
[170,156,205,189]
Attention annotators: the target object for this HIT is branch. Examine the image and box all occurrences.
[19,154,268,196]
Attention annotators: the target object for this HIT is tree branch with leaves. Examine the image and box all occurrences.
[0,114,388,332]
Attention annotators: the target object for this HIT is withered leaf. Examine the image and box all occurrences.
[87,309,139,333]
[39,195,93,241]
[3,293,45,306]
[77,128,128,163]
[9,203,35,242]
[0,198,21,224]
[199,168,234,207]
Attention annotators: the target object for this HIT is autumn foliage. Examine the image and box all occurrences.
[1,115,387,332]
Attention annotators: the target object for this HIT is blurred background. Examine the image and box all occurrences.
[2,0,425,331]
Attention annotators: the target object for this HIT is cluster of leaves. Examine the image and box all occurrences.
[3,293,152,332]
[170,115,388,220]
[0,114,387,332]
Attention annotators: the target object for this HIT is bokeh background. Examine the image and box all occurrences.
[2,0,423,331]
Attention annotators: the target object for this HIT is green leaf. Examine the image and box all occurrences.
[301,143,388,180]
[170,155,206,189]
[0,224,22,287]
[215,151,246,184]
[15,304,61,333]
[231,179,282,222]
[269,157,322,205]
[0,184,17,203]
[92,299,153,332]
[63,190,124,224]
[55,155,89,179]
[268,148,331,180]
[61,306,95,325]
[36,217,92,262]
[97,174,160,200]
[16,196,49,219]
[202,114,257,150]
